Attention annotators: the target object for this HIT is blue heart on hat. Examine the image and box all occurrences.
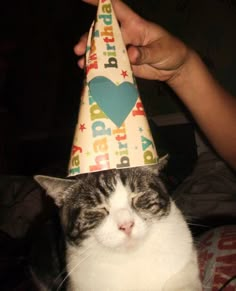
[89,76,138,127]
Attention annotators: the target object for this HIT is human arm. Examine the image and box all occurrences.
[167,50,236,170]
[75,0,236,169]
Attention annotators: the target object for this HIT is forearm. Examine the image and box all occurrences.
[167,50,236,169]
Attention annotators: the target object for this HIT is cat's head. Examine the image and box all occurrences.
[35,156,170,250]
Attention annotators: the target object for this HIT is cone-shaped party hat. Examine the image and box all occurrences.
[68,0,158,176]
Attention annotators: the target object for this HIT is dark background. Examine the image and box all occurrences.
[1,0,236,176]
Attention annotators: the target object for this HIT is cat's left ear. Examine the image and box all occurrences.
[148,154,169,175]
[34,175,75,207]
[157,154,169,171]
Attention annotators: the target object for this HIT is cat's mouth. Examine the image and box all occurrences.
[113,232,144,251]
[94,230,143,252]
[123,236,139,249]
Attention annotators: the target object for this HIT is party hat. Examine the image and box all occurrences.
[68,0,158,176]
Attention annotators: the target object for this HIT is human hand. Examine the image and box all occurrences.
[75,0,190,82]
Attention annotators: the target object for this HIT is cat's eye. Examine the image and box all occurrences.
[131,197,136,208]
[130,192,138,206]
[97,205,109,215]
[101,206,109,215]
[131,191,161,217]
[131,195,141,210]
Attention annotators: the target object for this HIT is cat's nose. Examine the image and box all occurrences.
[118,221,134,235]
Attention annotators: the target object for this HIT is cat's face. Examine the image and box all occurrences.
[35,165,170,250]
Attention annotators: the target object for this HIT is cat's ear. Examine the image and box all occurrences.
[34,175,75,207]
[148,154,169,175]
[157,154,169,171]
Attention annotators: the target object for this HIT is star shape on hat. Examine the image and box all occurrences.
[79,123,86,132]
[121,70,128,78]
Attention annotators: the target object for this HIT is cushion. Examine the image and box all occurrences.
[198,225,236,290]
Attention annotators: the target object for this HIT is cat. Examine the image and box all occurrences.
[32,158,202,291]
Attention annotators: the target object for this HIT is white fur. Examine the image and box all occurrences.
[66,180,201,291]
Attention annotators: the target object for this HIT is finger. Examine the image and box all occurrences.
[128,44,160,66]
[111,0,140,27]
[81,0,137,23]
[127,46,143,65]
[82,0,99,5]
[82,0,143,45]
[74,32,89,56]
[129,38,169,67]
[77,57,85,69]
[82,0,140,27]
[132,64,159,80]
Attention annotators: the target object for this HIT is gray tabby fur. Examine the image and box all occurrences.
[33,157,201,291]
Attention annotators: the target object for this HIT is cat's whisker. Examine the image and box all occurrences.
[65,242,95,269]
[184,214,201,220]
[56,245,93,291]
[50,266,68,290]
[187,222,209,228]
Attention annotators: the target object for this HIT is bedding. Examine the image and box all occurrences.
[198,225,236,290]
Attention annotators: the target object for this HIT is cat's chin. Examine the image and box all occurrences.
[120,236,143,251]
[97,234,144,253]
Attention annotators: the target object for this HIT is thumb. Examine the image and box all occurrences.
[128,43,160,66]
